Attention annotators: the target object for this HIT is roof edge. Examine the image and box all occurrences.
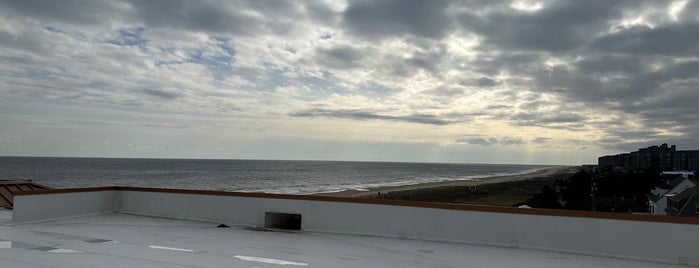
[14,186,699,225]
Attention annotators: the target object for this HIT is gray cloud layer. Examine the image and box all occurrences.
[1,0,699,161]
[290,108,459,125]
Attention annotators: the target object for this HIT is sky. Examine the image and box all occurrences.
[1,0,698,165]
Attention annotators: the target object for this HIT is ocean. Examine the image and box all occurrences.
[0,157,554,194]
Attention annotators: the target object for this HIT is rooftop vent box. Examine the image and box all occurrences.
[265,212,302,231]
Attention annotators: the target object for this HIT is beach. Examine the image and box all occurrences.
[316,166,578,199]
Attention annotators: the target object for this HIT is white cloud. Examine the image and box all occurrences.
[0,0,697,164]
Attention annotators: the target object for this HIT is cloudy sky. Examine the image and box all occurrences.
[1,0,698,164]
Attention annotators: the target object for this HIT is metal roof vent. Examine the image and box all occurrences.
[265,212,302,231]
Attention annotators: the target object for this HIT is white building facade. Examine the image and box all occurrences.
[649,176,696,215]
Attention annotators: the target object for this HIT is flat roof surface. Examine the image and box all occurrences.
[0,213,687,268]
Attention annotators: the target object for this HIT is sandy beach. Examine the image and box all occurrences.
[315,166,578,198]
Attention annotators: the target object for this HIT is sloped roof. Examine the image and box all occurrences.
[666,186,699,216]
[659,175,692,189]
[668,176,687,188]
[0,180,50,209]
[654,176,683,190]
[669,186,699,202]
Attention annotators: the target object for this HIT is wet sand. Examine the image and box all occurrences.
[315,166,578,198]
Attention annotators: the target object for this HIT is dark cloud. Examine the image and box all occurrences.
[575,54,644,75]
[137,123,187,129]
[106,27,147,48]
[456,76,500,88]
[517,100,552,111]
[598,138,699,153]
[591,23,699,56]
[679,0,699,22]
[0,0,337,37]
[0,0,266,36]
[468,52,545,77]
[314,45,366,69]
[456,136,524,146]
[305,1,342,25]
[444,111,488,118]
[142,88,180,100]
[475,77,497,87]
[0,0,115,25]
[0,29,53,55]
[484,104,512,110]
[126,0,264,35]
[535,57,699,134]
[500,137,524,145]
[531,137,550,144]
[450,2,698,143]
[603,129,663,141]
[534,63,650,104]
[450,1,699,143]
[404,44,448,73]
[508,112,587,130]
[289,108,458,125]
[457,137,498,146]
[421,86,465,97]
[458,1,636,52]
[342,0,453,39]
[312,42,449,78]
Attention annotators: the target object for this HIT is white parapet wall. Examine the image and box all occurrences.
[13,187,699,266]
[13,188,118,223]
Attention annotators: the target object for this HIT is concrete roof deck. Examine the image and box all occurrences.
[8,187,699,266]
[0,213,688,268]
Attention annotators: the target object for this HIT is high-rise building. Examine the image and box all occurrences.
[598,144,699,171]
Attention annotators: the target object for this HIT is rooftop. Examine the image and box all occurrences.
[0,212,689,268]
[4,187,699,267]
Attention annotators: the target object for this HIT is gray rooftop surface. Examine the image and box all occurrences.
[0,212,687,268]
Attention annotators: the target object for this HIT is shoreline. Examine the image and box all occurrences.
[314,166,578,198]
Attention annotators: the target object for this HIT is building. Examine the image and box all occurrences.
[649,175,696,215]
[666,186,699,217]
[581,164,598,173]
[598,144,699,171]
